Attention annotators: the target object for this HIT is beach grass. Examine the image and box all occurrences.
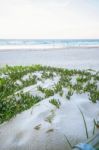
[0,65,99,124]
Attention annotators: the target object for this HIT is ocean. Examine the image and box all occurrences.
[0,39,99,49]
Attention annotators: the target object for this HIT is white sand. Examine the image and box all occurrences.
[0,48,99,150]
[0,94,99,150]
[0,48,99,70]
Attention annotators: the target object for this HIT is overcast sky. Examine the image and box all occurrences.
[0,0,99,39]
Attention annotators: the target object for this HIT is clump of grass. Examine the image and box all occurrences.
[73,83,83,94]
[37,86,54,98]
[44,89,54,98]
[78,107,89,139]
[0,92,41,124]
[20,75,37,87]
[54,82,62,93]
[0,78,22,99]
[0,65,99,124]
[37,86,45,93]
[49,99,61,109]
[66,90,73,100]
[89,91,99,103]
[41,71,54,79]
[59,91,63,97]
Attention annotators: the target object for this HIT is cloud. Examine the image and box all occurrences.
[0,0,99,38]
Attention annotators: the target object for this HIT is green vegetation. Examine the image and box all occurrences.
[0,65,99,124]
[41,71,54,79]
[0,91,41,124]
[54,82,62,93]
[78,107,89,139]
[37,86,54,98]
[66,90,73,100]
[49,99,61,109]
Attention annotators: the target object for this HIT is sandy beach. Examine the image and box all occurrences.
[0,47,99,70]
[0,48,99,150]
[0,0,99,149]
[0,64,99,150]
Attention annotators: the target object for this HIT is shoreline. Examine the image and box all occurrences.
[0,47,99,71]
[0,46,99,52]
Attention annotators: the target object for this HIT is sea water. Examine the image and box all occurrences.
[0,39,99,49]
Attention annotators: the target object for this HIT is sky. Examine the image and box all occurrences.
[0,0,99,39]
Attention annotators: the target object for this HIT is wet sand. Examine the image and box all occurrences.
[0,48,99,70]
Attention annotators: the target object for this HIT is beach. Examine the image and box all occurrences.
[0,47,99,150]
[0,64,99,150]
[0,47,99,70]
[0,0,99,149]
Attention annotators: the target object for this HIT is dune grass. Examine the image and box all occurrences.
[0,65,99,124]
